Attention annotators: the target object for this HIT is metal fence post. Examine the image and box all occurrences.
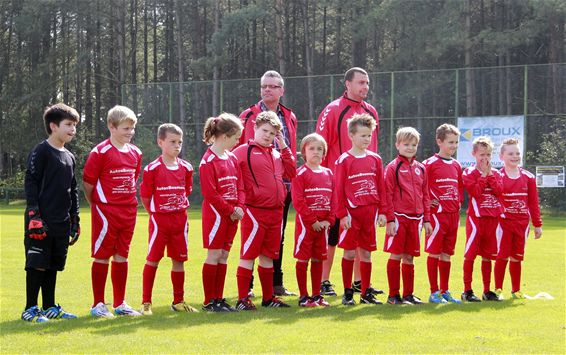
[390,71,395,161]
[220,80,224,112]
[330,75,334,101]
[455,69,459,118]
[169,83,173,123]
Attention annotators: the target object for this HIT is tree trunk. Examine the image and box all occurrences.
[301,0,314,128]
[276,0,286,75]
[464,0,476,116]
[174,0,186,126]
[212,0,220,116]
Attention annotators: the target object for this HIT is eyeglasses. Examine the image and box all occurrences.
[260,84,282,90]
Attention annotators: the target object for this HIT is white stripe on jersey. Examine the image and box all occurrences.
[208,203,222,246]
[93,205,109,255]
[242,209,259,255]
[295,215,307,255]
[96,180,108,203]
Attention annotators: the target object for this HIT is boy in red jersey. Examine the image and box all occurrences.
[334,114,386,306]
[461,136,503,302]
[384,127,433,305]
[494,138,542,300]
[232,111,296,310]
[199,113,245,312]
[83,105,142,317]
[139,123,198,315]
[422,124,463,304]
[292,133,335,308]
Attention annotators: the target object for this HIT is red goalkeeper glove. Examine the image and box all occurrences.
[26,208,48,240]
[69,215,80,246]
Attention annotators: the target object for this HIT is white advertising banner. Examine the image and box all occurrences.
[457,115,525,168]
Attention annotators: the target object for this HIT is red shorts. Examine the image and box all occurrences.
[425,212,460,255]
[240,206,283,260]
[293,214,328,261]
[147,211,188,262]
[464,215,498,260]
[338,205,379,252]
[202,201,238,251]
[383,214,422,256]
[91,203,137,259]
[497,218,529,261]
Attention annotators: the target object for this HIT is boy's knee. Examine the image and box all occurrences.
[343,250,356,260]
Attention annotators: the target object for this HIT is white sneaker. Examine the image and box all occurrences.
[90,302,115,318]
[114,301,142,316]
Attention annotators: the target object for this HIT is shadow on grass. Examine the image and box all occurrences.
[0,298,526,336]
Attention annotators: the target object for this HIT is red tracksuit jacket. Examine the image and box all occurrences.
[498,167,542,227]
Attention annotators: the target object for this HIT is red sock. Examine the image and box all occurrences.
[295,261,309,297]
[438,260,451,293]
[463,259,474,292]
[202,263,218,305]
[359,260,372,295]
[215,263,228,300]
[341,258,354,289]
[402,263,414,298]
[481,259,492,293]
[494,259,508,290]
[310,261,322,297]
[387,259,401,297]
[171,271,185,304]
[258,265,274,302]
[111,261,128,308]
[142,264,158,303]
[509,261,522,293]
[236,266,253,300]
[91,262,109,307]
[427,256,439,293]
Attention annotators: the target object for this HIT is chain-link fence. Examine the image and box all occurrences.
[119,63,566,208]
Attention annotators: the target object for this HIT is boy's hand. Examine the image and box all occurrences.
[340,216,351,230]
[319,221,331,229]
[25,208,48,240]
[230,207,244,221]
[69,215,80,246]
[377,214,387,227]
[275,133,287,149]
[312,221,323,232]
[430,199,439,208]
[423,222,433,237]
[386,221,396,237]
[534,227,542,239]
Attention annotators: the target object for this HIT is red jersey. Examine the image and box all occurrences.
[384,155,431,222]
[83,139,142,206]
[498,167,542,227]
[463,167,503,217]
[316,93,379,172]
[422,154,463,214]
[291,165,336,225]
[139,156,193,213]
[238,101,297,158]
[199,148,245,217]
[233,140,296,209]
[334,151,386,219]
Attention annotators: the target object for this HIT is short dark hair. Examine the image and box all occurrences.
[43,103,80,135]
[158,123,183,140]
[344,67,368,82]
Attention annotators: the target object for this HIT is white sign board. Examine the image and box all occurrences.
[536,166,565,188]
[457,116,525,168]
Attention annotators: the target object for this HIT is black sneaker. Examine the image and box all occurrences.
[321,280,337,296]
[367,286,384,295]
[360,290,382,305]
[261,296,291,308]
[387,294,408,305]
[274,286,297,297]
[235,297,257,311]
[482,290,501,301]
[342,288,356,306]
[461,290,482,302]
[352,280,362,293]
[202,300,228,312]
[403,294,424,305]
[216,298,237,312]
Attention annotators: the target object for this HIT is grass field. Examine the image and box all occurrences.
[1,205,564,354]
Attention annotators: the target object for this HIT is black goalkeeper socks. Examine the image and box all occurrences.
[41,269,57,309]
[25,269,44,309]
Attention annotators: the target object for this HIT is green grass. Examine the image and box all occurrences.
[1,205,565,354]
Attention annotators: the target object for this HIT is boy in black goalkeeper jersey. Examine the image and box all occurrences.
[22,104,81,323]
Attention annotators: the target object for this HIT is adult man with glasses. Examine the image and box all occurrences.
[315,67,382,301]
[238,70,298,297]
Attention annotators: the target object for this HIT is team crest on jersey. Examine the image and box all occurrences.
[414,167,421,175]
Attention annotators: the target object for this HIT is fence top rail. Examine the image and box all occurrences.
[121,63,566,87]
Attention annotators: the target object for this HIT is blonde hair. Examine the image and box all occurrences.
[202,113,243,145]
[500,137,520,154]
[158,123,183,140]
[255,111,282,132]
[348,113,376,134]
[396,126,420,144]
[300,133,327,157]
[107,105,137,127]
[472,136,494,152]
[436,123,460,141]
